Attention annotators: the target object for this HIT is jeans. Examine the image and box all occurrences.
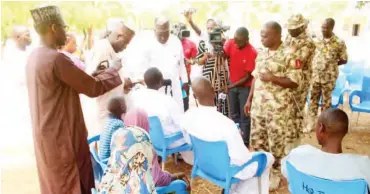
[229,87,251,145]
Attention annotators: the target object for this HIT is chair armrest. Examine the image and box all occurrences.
[165,131,184,146]
[101,158,109,165]
[349,90,362,109]
[88,134,100,144]
[230,152,267,178]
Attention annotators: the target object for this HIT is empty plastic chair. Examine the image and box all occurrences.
[189,135,267,194]
[346,62,365,91]
[286,161,368,194]
[349,76,370,124]
[148,116,192,169]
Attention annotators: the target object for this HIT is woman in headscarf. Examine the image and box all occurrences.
[99,108,186,194]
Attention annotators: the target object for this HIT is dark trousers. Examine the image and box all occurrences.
[183,96,189,111]
[229,87,251,145]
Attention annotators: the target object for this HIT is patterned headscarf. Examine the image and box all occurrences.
[123,108,150,132]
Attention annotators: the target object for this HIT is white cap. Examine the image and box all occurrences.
[107,18,124,31]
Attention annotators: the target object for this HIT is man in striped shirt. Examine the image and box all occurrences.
[99,95,127,161]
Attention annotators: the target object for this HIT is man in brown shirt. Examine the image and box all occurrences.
[27,5,134,194]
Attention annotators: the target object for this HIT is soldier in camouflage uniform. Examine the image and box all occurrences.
[244,21,302,190]
[308,18,348,131]
[284,14,316,153]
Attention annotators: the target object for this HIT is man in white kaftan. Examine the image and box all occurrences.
[180,77,274,194]
[85,21,134,134]
[128,16,188,110]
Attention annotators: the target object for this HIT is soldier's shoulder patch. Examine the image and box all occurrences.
[295,60,303,69]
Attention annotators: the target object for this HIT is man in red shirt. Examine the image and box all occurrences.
[178,23,197,111]
[224,27,257,146]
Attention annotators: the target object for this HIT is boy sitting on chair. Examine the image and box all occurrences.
[99,95,126,161]
[281,108,370,186]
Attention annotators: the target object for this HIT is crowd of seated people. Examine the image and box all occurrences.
[95,68,370,194]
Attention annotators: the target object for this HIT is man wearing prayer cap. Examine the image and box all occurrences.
[284,14,316,154]
[27,5,124,194]
[129,15,188,111]
[86,18,135,133]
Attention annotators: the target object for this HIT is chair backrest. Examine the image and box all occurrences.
[148,116,167,150]
[286,162,368,194]
[347,62,365,85]
[190,135,230,181]
[361,76,370,101]
[90,146,105,185]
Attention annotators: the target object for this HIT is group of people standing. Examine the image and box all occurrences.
[11,2,360,194]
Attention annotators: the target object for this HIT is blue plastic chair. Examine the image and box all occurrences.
[286,161,368,194]
[349,76,370,124]
[346,62,365,92]
[331,73,346,107]
[88,135,107,185]
[148,116,192,169]
[156,180,189,194]
[189,135,267,194]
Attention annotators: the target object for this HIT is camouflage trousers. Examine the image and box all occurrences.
[250,114,288,177]
[286,82,310,154]
[309,79,336,116]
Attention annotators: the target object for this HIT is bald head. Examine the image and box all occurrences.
[264,21,282,35]
[192,77,215,106]
[322,18,335,38]
[325,18,335,29]
[261,21,282,49]
[318,108,348,135]
[144,67,163,90]
[11,25,32,50]
[107,95,127,119]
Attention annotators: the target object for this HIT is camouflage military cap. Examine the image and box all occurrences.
[30,5,65,26]
[286,14,308,30]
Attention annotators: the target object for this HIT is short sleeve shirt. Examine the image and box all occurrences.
[251,44,302,116]
[181,38,197,76]
[224,39,257,87]
[312,35,347,83]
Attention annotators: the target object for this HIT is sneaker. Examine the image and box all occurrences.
[269,174,281,191]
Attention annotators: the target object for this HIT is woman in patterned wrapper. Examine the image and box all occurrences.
[99,108,188,194]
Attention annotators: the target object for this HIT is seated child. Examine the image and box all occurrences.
[98,95,126,161]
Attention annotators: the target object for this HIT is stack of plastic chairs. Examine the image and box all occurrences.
[148,116,192,169]
[189,135,268,194]
[349,76,370,124]
[286,162,368,194]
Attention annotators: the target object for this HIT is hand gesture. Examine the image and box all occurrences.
[259,69,273,83]
[184,11,193,23]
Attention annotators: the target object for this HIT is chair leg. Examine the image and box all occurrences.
[356,112,360,124]
[174,153,178,166]
[258,177,262,194]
